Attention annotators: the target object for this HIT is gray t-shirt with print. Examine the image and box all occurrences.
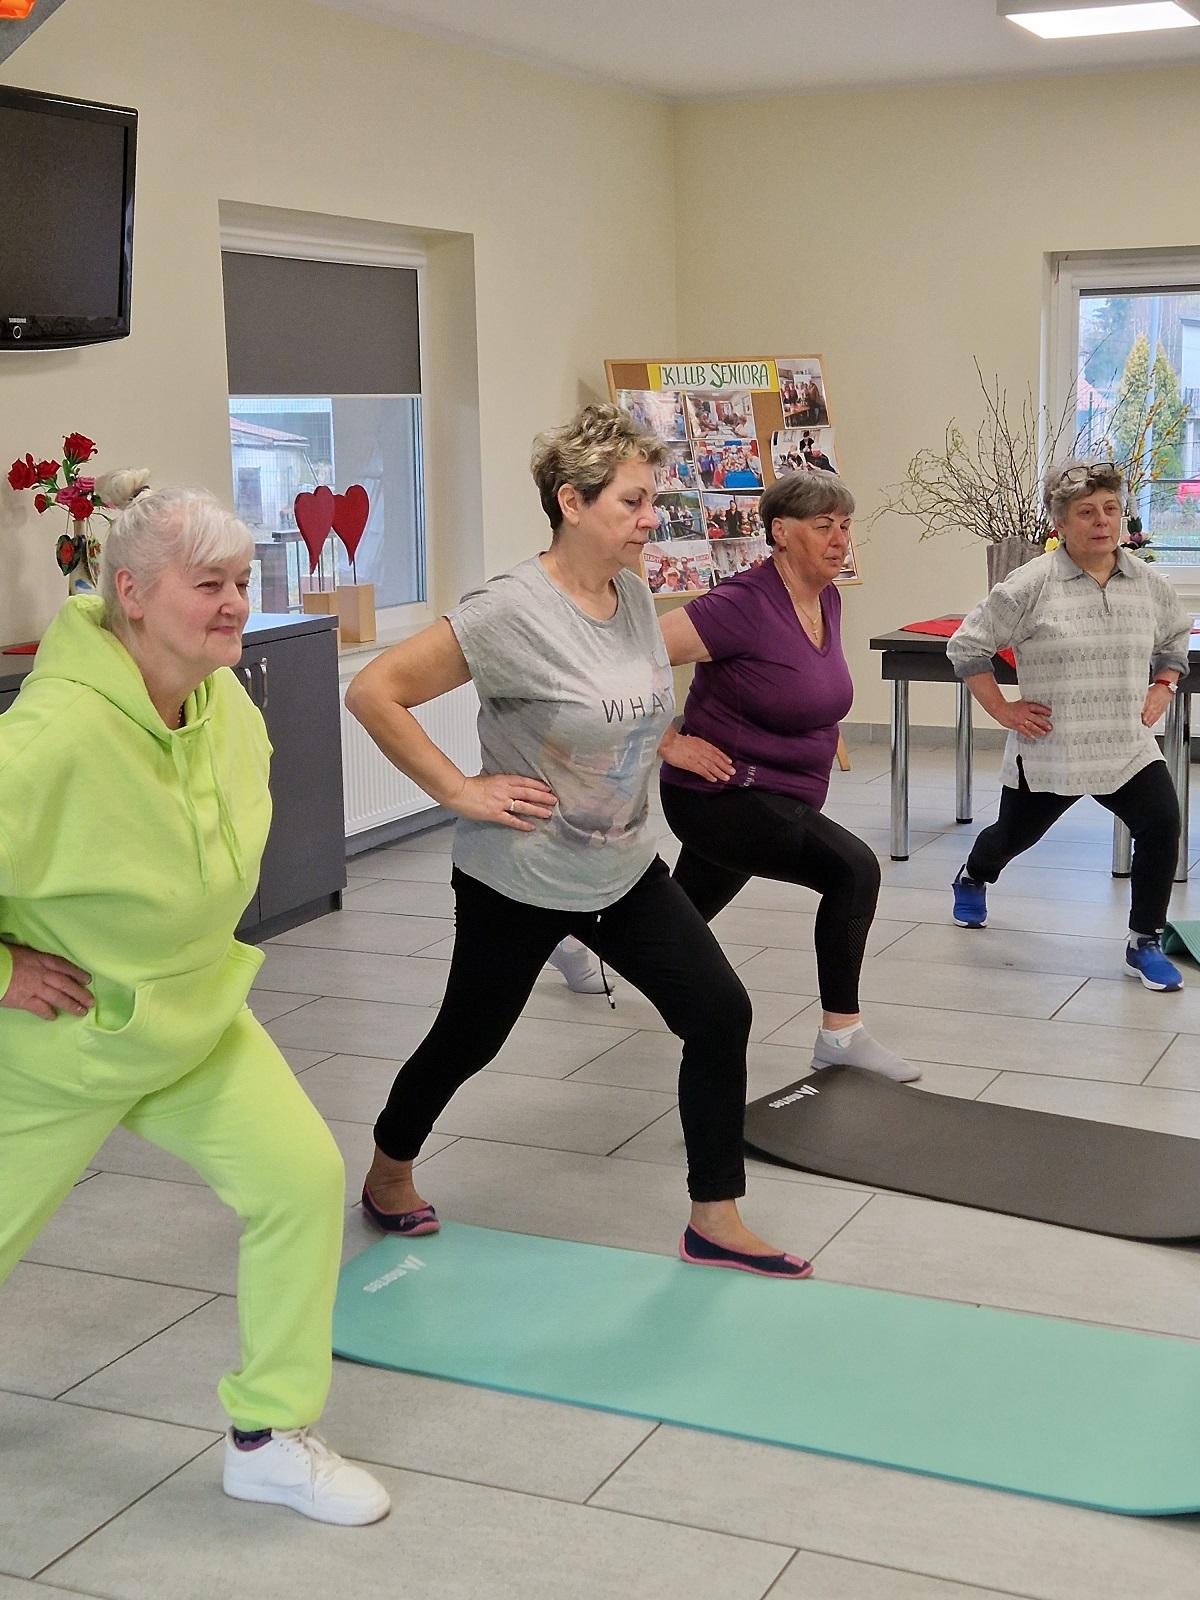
[448,556,674,911]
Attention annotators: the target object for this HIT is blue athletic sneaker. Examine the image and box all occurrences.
[1124,936,1183,992]
[952,866,987,929]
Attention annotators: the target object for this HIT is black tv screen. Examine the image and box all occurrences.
[0,85,136,350]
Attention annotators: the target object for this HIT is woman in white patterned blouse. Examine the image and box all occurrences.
[947,459,1191,992]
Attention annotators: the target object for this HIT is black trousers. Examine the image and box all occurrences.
[374,858,752,1201]
[966,758,1180,935]
[660,783,881,1015]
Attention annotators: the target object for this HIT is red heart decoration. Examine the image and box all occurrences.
[294,486,334,573]
[332,484,369,563]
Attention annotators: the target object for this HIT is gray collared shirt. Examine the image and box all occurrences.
[948,545,1191,794]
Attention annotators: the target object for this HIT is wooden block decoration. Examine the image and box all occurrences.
[302,591,339,622]
[336,582,376,645]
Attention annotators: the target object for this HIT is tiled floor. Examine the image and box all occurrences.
[4,744,1200,1599]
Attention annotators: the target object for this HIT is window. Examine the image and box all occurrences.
[1051,252,1200,574]
[228,395,424,612]
[221,249,425,616]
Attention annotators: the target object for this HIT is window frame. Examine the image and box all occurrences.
[220,217,434,637]
[1047,247,1200,595]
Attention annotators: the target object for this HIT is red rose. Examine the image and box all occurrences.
[62,433,97,464]
[33,493,49,514]
[34,459,60,482]
[67,492,94,522]
[7,454,37,491]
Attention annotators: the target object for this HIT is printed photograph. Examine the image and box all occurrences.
[770,427,839,478]
[702,493,765,540]
[654,441,699,492]
[643,538,714,595]
[710,535,770,583]
[777,361,829,428]
[694,436,763,491]
[684,388,756,440]
[652,491,705,542]
[616,388,688,442]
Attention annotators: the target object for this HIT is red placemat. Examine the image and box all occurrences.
[1,642,38,655]
[901,618,1014,669]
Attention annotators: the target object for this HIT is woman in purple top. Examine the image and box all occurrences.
[658,470,916,1082]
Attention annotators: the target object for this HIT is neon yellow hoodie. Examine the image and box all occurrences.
[0,596,272,1090]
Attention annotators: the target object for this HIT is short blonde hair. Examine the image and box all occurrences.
[100,486,253,631]
[530,403,665,531]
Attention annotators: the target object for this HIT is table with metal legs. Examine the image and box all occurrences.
[1111,688,1191,883]
[872,624,1194,881]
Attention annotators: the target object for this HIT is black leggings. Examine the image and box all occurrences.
[966,758,1179,935]
[660,783,881,1015]
[374,857,753,1201]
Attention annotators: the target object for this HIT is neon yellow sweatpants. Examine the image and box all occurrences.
[0,1008,344,1431]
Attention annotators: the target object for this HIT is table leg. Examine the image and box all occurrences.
[890,679,910,860]
[1165,689,1191,883]
[955,680,973,824]
[1111,820,1132,878]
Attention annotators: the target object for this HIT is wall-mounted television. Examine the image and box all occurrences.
[0,84,137,351]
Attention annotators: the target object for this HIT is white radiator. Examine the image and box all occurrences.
[340,680,481,837]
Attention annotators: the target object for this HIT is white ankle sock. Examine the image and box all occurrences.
[818,1021,865,1049]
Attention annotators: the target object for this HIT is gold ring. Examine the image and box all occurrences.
[507,797,516,813]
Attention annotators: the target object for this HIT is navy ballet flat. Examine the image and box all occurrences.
[679,1223,812,1279]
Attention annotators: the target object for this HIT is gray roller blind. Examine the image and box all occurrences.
[221,252,420,395]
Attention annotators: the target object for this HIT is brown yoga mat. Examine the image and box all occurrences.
[744,1067,1200,1241]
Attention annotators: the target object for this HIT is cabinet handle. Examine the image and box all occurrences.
[239,665,254,697]
[257,656,269,710]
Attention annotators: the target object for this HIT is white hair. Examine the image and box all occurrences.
[99,482,253,632]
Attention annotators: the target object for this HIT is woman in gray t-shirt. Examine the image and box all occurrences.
[346,404,811,1279]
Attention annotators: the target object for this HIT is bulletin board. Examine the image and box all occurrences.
[605,356,860,596]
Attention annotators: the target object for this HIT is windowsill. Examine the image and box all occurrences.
[1152,569,1200,601]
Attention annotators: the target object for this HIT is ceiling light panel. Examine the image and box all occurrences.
[1004,2,1200,38]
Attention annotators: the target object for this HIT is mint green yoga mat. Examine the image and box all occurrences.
[1164,919,1200,965]
[333,1222,1200,1515]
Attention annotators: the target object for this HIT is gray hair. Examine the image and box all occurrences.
[1043,458,1125,526]
[99,485,253,631]
[530,403,666,531]
[759,469,855,545]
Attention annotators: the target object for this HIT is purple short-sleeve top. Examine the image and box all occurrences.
[659,561,853,810]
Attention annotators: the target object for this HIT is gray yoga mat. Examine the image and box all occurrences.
[743,1066,1200,1241]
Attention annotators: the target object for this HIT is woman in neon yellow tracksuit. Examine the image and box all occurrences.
[0,484,388,1527]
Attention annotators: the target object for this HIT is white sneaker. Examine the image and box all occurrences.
[223,1428,391,1526]
[547,936,611,995]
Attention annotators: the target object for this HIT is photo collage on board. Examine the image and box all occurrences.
[618,383,773,595]
[616,358,852,594]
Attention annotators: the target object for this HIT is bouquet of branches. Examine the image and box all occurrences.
[872,363,1080,547]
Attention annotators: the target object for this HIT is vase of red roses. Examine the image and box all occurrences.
[7,432,110,593]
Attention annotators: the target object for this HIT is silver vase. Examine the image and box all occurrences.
[986,538,1041,589]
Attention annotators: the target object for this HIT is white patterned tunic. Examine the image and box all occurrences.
[947,546,1191,795]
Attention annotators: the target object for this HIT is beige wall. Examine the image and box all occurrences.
[674,66,1200,727]
[0,0,677,639]
[6,7,1200,732]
